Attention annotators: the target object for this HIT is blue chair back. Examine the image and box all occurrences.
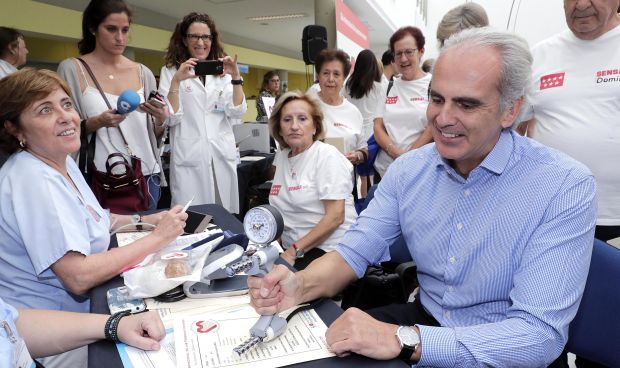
[356,184,412,263]
[566,238,620,366]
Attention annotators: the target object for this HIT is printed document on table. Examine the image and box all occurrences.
[117,328,175,368]
[146,295,251,328]
[174,305,334,368]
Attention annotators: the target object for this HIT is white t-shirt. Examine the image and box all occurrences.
[269,141,356,252]
[0,59,17,80]
[344,81,386,140]
[523,26,620,225]
[319,98,366,154]
[374,74,431,177]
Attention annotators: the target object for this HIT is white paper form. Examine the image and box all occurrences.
[174,306,334,368]
[146,295,251,328]
[117,329,176,368]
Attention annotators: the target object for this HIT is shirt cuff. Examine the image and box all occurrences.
[415,325,458,367]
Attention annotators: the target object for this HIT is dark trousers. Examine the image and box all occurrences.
[367,298,568,368]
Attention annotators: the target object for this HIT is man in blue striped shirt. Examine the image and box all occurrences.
[249,28,597,367]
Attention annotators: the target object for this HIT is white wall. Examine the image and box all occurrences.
[423,0,568,59]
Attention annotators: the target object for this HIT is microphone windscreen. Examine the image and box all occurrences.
[117,89,141,114]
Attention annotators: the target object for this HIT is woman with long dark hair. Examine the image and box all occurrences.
[344,49,384,195]
[159,12,247,213]
[256,70,280,121]
[57,0,168,211]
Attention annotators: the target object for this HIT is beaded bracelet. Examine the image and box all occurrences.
[105,310,131,343]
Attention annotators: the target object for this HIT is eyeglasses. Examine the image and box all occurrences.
[186,33,213,42]
[393,49,418,59]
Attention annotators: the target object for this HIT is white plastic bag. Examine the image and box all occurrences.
[123,232,223,298]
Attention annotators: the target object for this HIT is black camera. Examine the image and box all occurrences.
[194,60,224,76]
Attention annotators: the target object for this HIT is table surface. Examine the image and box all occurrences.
[89,204,406,368]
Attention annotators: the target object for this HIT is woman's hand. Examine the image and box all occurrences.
[140,101,169,126]
[221,54,241,79]
[89,109,126,132]
[141,211,166,226]
[117,311,166,351]
[280,247,296,266]
[173,58,199,83]
[150,206,187,246]
[345,151,364,165]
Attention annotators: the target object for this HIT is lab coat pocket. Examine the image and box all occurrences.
[172,136,202,167]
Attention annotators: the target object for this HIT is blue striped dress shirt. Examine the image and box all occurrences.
[337,129,597,367]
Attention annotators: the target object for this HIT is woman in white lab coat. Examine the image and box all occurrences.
[160,12,247,213]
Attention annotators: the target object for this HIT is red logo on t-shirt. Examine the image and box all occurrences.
[270,184,281,196]
[386,96,398,104]
[539,72,565,90]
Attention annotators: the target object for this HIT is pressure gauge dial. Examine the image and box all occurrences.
[243,205,284,245]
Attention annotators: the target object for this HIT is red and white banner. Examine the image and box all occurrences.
[335,0,369,71]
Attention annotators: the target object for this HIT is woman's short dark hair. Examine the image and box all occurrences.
[0,68,72,155]
[346,49,382,99]
[260,70,279,93]
[314,48,351,76]
[164,12,225,68]
[269,90,325,149]
[0,27,24,58]
[78,0,133,55]
[389,26,425,53]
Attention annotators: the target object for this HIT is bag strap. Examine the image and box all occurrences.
[76,57,132,155]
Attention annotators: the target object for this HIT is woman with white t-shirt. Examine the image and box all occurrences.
[344,49,384,196]
[313,48,367,166]
[268,91,356,270]
[373,26,433,177]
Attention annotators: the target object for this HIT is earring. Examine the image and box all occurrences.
[19,140,26,149]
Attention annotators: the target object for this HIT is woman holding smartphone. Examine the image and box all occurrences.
[159,12,247,214]
[57,0,168,211]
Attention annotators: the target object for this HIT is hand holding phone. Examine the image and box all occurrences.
[194,60,224,76]
[147,91,166,108]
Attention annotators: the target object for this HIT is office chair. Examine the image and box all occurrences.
[565,238,620,367]
[342,185,417,310]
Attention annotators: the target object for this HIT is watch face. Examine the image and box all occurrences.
[397,326,420,347]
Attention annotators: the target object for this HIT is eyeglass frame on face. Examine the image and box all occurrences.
[186,33,214,42]
[393,48,418,59]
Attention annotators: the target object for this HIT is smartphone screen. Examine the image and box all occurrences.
[194,60,224,76]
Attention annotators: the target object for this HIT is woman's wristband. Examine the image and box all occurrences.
[104,311,131,343]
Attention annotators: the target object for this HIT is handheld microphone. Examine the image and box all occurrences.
[117,89,141,114]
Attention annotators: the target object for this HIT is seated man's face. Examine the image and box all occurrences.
[564,0,620,40]
[426,45,518,177]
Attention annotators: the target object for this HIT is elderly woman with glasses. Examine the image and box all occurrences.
[373,26,433,177]
[159,12,247,214]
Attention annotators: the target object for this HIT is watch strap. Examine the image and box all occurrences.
[231,79,244,85]
[398,345,416,361]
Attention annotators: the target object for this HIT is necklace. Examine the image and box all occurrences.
[288,153,302,180]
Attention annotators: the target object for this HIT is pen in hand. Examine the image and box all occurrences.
[182,196,194,212]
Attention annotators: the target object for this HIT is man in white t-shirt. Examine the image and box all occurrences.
[520,0,620,242]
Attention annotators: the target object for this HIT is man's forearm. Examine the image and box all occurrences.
[298,252,357,302]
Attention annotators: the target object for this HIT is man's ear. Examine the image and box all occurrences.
[500,96,525,129]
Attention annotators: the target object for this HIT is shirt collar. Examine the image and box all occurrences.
[435,129,514,177]
[0,59,18,76]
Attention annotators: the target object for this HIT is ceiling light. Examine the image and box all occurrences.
[248,13,307,21]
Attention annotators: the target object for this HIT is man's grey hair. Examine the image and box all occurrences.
[442,27,532,118]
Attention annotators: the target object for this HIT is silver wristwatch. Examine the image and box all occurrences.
[396,326,420,361]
